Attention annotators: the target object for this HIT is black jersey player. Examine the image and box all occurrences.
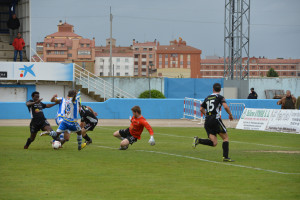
[192,83,234,162]
[79,105,98,148]
[24,91,57,149]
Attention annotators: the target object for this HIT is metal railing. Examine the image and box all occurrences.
[74,64,136,100]
[30,49,136,100]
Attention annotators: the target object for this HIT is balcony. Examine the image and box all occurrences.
[141,65,147,69]
[142,58,147,62]
[134,58,139,62]
[141,72,147,76]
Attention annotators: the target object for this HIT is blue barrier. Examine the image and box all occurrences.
[164,78,224,99]
[0,99,281,120]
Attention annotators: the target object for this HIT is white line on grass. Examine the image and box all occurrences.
[91,143,300,175]
[99,127,294,149]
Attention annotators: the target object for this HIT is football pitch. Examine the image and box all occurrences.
[0,126,300,200]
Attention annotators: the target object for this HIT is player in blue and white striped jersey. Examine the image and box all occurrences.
[41,90,84,150]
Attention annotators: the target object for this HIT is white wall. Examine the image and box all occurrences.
[95,56,134,77]
[249,78,300,99]
[36,85,97,102]
[0,87,26,102]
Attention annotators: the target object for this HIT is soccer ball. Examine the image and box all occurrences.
[52,140,61,149]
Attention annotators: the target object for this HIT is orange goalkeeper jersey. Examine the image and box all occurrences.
[129,115,154,139]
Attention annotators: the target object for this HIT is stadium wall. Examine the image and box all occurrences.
[0,99,281,120]
[100,77,164,97]
[249,78,300,99]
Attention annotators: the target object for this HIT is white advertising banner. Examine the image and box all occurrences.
[236,108,271,131]
[237,108,300,134]
[0,62,74,81]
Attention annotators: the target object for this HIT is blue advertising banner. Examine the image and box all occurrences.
[0,62,74,81]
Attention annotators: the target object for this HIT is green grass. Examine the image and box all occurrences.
[0,126,300,200]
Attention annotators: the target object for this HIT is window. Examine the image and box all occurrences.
[291,66,295,69]
[68,47,72,50]
[143,48,147,51]
[165,61,168,65]
[260,66,263,69]
[116,72,120,76]
[135,48,139,51]
[68,54,72,57]
[134,61,138,65]
[171,54,178,57]
[275,66,279,69]
[149,54,153,58]
[82,62,86,68]
[283,66,287,69]
[125,65,129,70]
[187,61,191,65]
[54,43,58,47]
[149,48,153,51]
[291,72,295,76]
[78,50,91,55]
[252,66,255,69]
[187,54,190,59]
[117,58,120,62]
[134,69,138,72]
[100,72,103,76]
[165,54,168,58]
[159,61,162,65]
[180,61,183,65]
[142,55,147,58]
[46,43,50,47]
[81,44,84,47]
[206,72,209,75]
[283,72,286,75]
[116,65,120,70]
[100,65,103,69]
[125,58,129,62]
[267,66,271,69]
[125,72,129,76]
[86,44,90,47]
[142,62,146,65]
[206,66,210,69]
[134,54,139,58]
[159,54,162,58]
[61,44,65,47]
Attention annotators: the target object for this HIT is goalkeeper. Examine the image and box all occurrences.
[113,105,155,150]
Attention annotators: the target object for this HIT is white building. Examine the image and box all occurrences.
[95,53,134,76]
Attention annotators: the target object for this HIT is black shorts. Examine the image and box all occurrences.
[204,116,227,136]
[119,128,137,145]
[84,122,98,131]
[30,119,50,134]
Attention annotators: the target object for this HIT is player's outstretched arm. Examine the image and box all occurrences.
[143,120,155,146]
[222,102,233,121]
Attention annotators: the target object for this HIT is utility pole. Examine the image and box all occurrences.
[109,7,113,97]
[148,65,151,98]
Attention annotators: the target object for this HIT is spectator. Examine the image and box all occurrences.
[277,90,296,109]
[296,96,300,110]
[12,32,25,62]
[247,88,258,99]
[7,14,20,45]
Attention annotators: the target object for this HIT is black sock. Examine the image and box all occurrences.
[198,138,214,146]
[83,134,91,141]
[25,138,32,147]
[223,141,229,158]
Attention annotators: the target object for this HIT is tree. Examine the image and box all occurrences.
[267,68,279,77]
[139,90,165,98]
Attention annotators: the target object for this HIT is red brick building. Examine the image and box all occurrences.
[200,57,300,78]
[36,21,96,73]
[132,39,157,77]
[155,38,202,78]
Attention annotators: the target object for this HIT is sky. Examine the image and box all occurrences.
[31,0,300,59]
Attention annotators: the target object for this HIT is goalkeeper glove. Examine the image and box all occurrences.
[148,136,155,146]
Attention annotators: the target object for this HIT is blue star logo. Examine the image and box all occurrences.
[19,64,36,77]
